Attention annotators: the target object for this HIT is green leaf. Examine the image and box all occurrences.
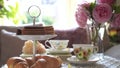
[89,2,96,18]
[115,6,120,13]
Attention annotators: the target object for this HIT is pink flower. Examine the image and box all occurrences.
[96,0,115,5]
[111,13,120,27]
[75,7,88,28]
[92,3,112,23]
[80,2,91,9]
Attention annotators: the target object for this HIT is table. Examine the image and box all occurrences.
[1,54,120,68]
[61,54,120,68]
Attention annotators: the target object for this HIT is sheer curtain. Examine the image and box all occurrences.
[53,0,78,29]
[53,0,95,29]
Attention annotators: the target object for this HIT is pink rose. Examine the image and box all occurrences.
[92,3,112,23]
[96,0,115,5]
[75,7,88,28]
[111,13,120,27]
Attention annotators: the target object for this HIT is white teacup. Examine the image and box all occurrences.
[45,40,69,50]
[72,44,98,61]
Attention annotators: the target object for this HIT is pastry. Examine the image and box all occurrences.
[7,55,62,68]
[14,62,29,68]
[7,57,29,68]
[22,40,46,54]
[25,57,34,67]
[17,26,55,35]
[30,59,47,68]
[33,55,62,68]
[31,55,62,68]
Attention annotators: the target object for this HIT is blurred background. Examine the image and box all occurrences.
[0,0,95,29]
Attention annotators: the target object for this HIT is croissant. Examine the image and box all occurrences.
[7,57,29,68]
[33,55,62,68]
[7,55,62,68]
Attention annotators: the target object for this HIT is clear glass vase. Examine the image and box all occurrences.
[86,20,106,60]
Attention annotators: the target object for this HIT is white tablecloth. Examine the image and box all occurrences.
[61,54,120,68]
[1,54,120,68]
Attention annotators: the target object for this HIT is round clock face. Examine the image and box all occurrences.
[28,5,41,18]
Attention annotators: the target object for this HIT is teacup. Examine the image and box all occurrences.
[45,40,69,50]
[72,44,98,61]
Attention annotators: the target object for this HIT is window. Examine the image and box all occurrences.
[1,0,95,29]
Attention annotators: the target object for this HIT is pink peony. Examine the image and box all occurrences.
[92,3,112,23]
[111,13,120,27]
[80,2,91,9]
[96,0,115,6]
[75,7,88,28]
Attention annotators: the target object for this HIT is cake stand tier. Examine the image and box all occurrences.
[16,34,57,59]
[16,34,57,40]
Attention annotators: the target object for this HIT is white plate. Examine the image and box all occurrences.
[67,56,99,65]
[20,53,34,56]
[20,53,47,58]
[16,34,57,40]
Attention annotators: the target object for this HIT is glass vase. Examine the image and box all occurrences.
[86,20,106,60]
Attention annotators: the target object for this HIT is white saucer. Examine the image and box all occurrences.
[47,48,73,54]
[67,56,99,65]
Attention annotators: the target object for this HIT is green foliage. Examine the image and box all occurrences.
[24,12,40,24]
[89,2,96,18]
[111,2,120,14]
[114,5,120,14]
[0,0,27,25]
[0,0,6,18]
[42,16,55,26]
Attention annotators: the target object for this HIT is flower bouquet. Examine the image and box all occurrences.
[75,0,120,46]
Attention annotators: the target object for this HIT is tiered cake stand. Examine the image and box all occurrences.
[16,5,57,59]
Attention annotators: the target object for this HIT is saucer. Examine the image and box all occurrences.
[67,56,99,65]
[47,48,73,54]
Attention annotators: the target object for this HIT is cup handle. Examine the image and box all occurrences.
[45,40,52,49]
[93,46,98,53]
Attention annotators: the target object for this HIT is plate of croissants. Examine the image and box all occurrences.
[6,55,63,68]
